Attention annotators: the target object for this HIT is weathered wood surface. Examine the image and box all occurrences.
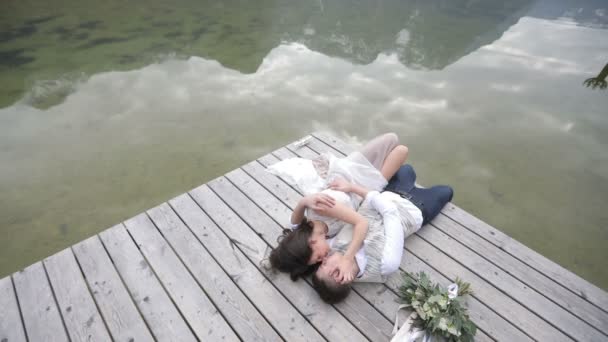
[99,224,198,342]
[147,203,283,341]
[124,213,239,341]
[44,248,111,342]
[2,131,607,342]
[12,262,69,342]
[72,235,155,342]
[0,276,27,342]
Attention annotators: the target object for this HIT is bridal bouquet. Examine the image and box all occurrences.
[394,272,477,342]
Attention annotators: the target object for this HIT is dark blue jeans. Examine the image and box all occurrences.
[384,165,454,226]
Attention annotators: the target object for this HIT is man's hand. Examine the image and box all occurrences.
[304,193,336,211]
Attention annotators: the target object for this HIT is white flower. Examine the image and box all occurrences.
[447,283,459,299]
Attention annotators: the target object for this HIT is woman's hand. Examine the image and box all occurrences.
[334,255,357,284]
[329,177,352,193]
[304,193,336,211]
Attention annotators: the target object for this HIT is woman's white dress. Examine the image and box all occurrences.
[304,151,388,237]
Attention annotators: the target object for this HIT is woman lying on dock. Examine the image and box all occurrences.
[269,133,409,281]
[312,168,453,303]
[268,133,453,301]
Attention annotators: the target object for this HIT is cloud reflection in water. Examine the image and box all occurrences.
[0,15,607,288]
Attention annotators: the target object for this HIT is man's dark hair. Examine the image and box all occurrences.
[312,271,351,304]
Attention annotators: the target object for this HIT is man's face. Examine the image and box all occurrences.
[316,252,343,283]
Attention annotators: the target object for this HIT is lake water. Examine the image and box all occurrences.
[1,0,607,289]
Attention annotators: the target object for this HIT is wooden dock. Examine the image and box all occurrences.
[1,132,607,342]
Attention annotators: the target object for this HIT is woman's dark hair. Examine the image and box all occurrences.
[269,218,317,281]
[311,271,351,304]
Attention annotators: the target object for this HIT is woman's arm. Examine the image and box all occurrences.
[313,202,368,283]
[329,177,369,198]
[290,193,336,226]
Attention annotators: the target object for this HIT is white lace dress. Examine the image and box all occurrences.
[266,150,388,236]
[306,151,388,237]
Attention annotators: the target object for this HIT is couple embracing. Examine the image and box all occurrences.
[268,133,453,303]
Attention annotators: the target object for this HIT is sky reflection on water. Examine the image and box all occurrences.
[0,0,607,289]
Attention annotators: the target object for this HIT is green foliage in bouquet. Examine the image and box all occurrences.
[398,272,477,342]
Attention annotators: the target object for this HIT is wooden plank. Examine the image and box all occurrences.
[213,173,394,341]
[285,145,318,160]
[123,213,239,342]
[442,203,608,311]
[312,131,608,311]
[44,248,111,342]
[271,146,302,161]
[187,184,370,341]
[309,131,357,154]
[0,276,27,342]
[250,154,528,342]
[431,214,608,335]
[417,226,605,341]
[99,224,198,342]
[305,134,352,157]
[244,159,302,207]
[146,203,283,341]
[72,235,155,342]
[391,252,531,342]
[348,281,408,324]
[406,235,571,341]
[12,262,69,342]
[169,192,325,341]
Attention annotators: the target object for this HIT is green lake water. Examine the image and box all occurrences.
[1,0,607,289]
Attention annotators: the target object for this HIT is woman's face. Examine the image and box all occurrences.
[307,220,330,265]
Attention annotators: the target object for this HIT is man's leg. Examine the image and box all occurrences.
[385,164,417,193]
[410,185,454,225]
